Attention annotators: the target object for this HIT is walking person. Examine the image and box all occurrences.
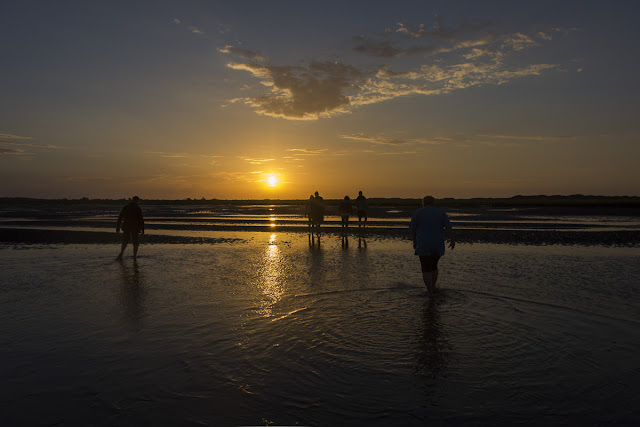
[338,195,353,228]
[116,196,145,260]
[409,196,455,295]
[355,190,368,228]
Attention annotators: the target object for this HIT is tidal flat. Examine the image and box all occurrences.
[1,204,639,425]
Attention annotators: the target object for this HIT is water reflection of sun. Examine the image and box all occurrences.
[257,233,285,317]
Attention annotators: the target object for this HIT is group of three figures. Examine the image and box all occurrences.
[306,190,369,230]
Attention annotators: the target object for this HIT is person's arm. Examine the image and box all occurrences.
[138,207,145,234]
[411,229,417,249]
[445,227,455,250]
[116,208,124,233]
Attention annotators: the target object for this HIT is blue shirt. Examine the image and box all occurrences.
[409,207,452,256]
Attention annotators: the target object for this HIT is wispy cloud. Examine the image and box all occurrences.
[218,46,266,62]
[477,134,576,141]
[243,157,275,164]
[0,148,25,155]
[339,133,451,145]
[146,151,223,158]
[0,133,56,156]
[172,17,204,35]
[0,133,33,140]
[221,18,567,120]
[285,148,328,154]
[0,140,56,148]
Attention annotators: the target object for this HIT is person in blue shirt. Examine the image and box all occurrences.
[410,196,455,294]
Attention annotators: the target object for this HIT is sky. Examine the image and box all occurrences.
[1,0,639,200]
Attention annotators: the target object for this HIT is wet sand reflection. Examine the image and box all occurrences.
[416,295,452,377]
[118,260,147,327]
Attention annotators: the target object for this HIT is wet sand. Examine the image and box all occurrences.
[1,204,639,425]
[2,226,639,246]
[1,232,639,425]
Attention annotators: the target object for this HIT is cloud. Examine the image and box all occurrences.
[0,140,56,148]
[243,158,275,164]
[226,60,366,120]
[146,151,223,158]
[0,133,56,156]
[353,20,500,59]
[219,46,266,62]
[478,134,576,141]
[172,17,204,35]
[221,18,565,120]
[339,133,451,145]
[285,148,328,154]
[0,133,33,140]
[0,148,25,155]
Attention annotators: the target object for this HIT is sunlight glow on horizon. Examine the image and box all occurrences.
[266,175,279,188]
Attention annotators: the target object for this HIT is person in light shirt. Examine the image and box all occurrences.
[409,196,455,294]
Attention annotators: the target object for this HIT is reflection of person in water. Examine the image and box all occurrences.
[338,195,353,228]
[309,231,321,248]
[410,196,455,294]
[118,260,146,327]
[416,297,451,376]
[116,196,145,260]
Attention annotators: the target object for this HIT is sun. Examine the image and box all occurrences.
[266,175,279,187]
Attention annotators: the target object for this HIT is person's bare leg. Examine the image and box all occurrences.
[133,243,139,259]
[422,271,435,294]
[117,237,128,260]
[431,269,439,293]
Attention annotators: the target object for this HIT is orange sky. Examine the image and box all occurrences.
[2,2,639,199]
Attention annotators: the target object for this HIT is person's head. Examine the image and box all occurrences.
[314,191,319,197]
[344,195,349,200]
[422,195,435,206]
[358,190,363,196]
[309,195,314,200]
[132,196,140,204]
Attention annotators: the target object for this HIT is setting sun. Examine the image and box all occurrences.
[267,175,279,187]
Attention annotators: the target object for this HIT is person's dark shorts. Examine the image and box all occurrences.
[357,210,367,219]
[419,255,440,272]
[122,227,140,245]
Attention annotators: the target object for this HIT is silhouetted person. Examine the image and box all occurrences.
[116,196,145,260]
[355,190,368,228]
[410,196,455,295]
[311,191,325,230]
[338,195,353,228]
[305,195,314,227]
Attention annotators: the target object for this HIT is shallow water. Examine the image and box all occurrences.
[1,232,639,425]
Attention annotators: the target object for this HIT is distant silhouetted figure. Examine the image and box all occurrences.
[116,196,145,260]
[410,196,455,295]
[338,195,353,228]
[311,191,325,230]
[305,195,314,227]
[355,190,368,228]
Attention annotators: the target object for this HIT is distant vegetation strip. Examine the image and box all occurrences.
[2,195,640,208]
